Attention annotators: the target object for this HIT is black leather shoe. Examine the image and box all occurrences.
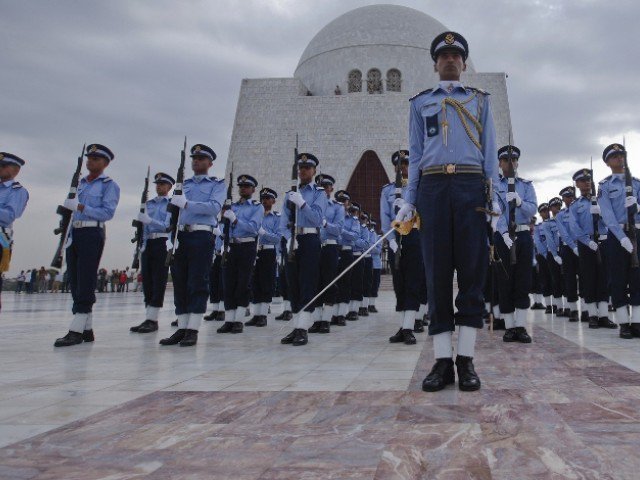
[421,358,455,392]
[160,329,186,345]
[179,329,198,347]
[292,328,308,346]
[317,321,330,334]
[423,314,429,326]
[275,310,292,321]
[569,310,579,322]
[455,355,481,391]
[255,315,267,327]
[331,315,346,326]
[492,318,506,331]
[557,307,567,317]
[308,321,322,333]
[171,319,178,327]
[620,324,633,339]
[389,328,416,345]
[631,323,640,337]
[231,322,243,334]
[281,329,297,344]
[515,327,532,343]
[503,327,518,342]
[82,330,94,342]
[215,311,225,321]
[413,319,424,333]
[203,311,217,321]
[54,331,83,347]
[552,305,559,314]
[598,317,617,329]
[368,305,378,313]
[389,328,404,343]
[135,320,158,333]
[580,310,588,323]
[216,322,234,334]
[245,316,259,326]
[346,311,358,321]
[531,302,545,310]
[588,316,599,329]
[358,307,369,317]
[545,305,553,314]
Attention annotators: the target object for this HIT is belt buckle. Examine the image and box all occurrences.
[445,164,456,175]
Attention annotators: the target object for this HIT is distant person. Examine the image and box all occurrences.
[16,270,25,294]
[29,268,36,293]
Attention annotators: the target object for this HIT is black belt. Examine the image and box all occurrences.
[422,164,483,176]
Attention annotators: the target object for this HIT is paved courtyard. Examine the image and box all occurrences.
[1,287,640,479]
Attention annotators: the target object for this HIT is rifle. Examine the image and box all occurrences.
[51,144,84,270]
[131,166,150,270]
[393,148,404,271]
[165,137,187,267]
[506,131,517,265]
[287,134,299,262]
[221,163,234,266]
[623,137,639,268]
[589,157,602,264]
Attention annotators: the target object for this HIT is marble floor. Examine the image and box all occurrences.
[0,287,640,478]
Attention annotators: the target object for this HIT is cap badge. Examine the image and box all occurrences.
[89,145,97,153]
[301,154,307,161]
[194,145,202,152]
[0,154,3,161]
[613,144,622,151]
[444,33,455,45]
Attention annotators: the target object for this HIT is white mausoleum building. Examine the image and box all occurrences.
[226,4,512,221]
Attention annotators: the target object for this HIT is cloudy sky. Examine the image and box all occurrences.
[1,0,639,275]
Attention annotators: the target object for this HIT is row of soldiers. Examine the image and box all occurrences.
[46,143,407,348]
[484,142,640,345]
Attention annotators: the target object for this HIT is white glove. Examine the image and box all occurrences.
[213,226,222,236]
[392,198,405,209]
[506,191,522,207]
[258,227,266,236]
[590,204,601,215]
[170,194,187,209]
[533,257,537,267]
[395,203,415,222]
[501,232,513,249]
[223,209,237,223]
[322,218,327,227]
[388,238,398,253]
[553,255,563,265]
[137,212,152,225]
[572,247,579,256]
[625,196,638,209]
[63,197,79,211]
[288,191,305,208]
[588,241,598,251]
[621,236,634,253]
[487,201,501,232]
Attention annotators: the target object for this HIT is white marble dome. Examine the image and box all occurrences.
[294,4,476,96]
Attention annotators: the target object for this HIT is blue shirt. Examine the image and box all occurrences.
[380,182,405,234]
[354,223,370,253]
[280,183,328,230]
[541,218,560,255]
[73,174,120,222]
[534,222,549,257]
[144,196,170,236]
[597,173,640,241]
[495,176,537,235]
[340,214,360,247]
[555,206,578,250]
[180,175,225,227]
[321,199,345,242]
[0,180,28,228]
[259,210,283,247]
[569,195,607,247]
[406,82,499,206]
[371,231,382,269]
[229,198,263,239]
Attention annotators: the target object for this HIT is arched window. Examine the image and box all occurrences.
[386,69,401,92]
[367,69,382,94]
[348,69,362,93]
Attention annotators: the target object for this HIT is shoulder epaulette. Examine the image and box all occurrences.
[409,88,433,101]
[313,184,324,190]
[11,182,22,189]
[633,176,640,182]
[382,182,393,189]
[519,177,532,184]
[599,175,612,184]
[210,176,221,182]
[467,87,490,95]
[102,176,112,183]
[274,211,281,216]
